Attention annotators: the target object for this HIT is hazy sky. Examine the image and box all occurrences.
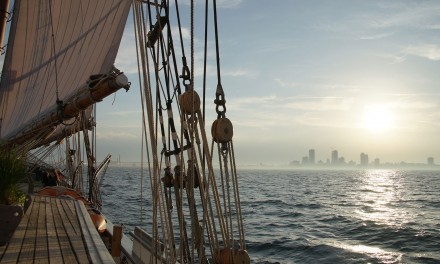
[95,0,440,165]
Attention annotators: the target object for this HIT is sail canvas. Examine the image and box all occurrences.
[0,0,131,143]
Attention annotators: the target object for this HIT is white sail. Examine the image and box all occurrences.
[0,0,131,143]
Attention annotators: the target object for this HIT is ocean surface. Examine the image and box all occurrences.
[100,167,440,263]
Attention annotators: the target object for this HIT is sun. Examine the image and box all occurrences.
[363,105,394,132]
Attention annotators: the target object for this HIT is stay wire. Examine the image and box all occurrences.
[212,0,222,85]
[152,2,175,239]
[148,2,179,260]
[174,0,186,59]
[48,0,60,101]
[144,5,162,263]
[164,4,183,96]
[190,0,194,91]
[202,0,209,123]
[132,3,144,225]
[139,3,164,262]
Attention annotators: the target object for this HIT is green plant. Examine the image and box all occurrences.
[0,145,27,205]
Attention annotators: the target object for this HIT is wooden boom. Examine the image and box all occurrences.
[4,71,129,148]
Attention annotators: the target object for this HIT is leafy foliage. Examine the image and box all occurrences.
[0,145,27,205]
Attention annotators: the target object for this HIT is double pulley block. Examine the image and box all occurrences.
[180,89,233,144]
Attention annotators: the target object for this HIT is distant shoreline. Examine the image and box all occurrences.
[105,161,439,171]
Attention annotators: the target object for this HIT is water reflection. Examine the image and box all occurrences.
[331,241,403,263]
[354,169,412,227]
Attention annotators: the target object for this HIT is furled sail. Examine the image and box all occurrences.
[0,0,131,147]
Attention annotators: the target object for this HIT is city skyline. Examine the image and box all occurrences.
[291,148,436,167]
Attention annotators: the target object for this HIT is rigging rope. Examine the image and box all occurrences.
[135,2,178,262]
[131,0,249,262]
[151,2,183,262]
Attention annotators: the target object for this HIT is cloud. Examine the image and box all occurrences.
[425,24,440,30]
[368,2,440,29]
[404,44,440,61]
[313,21,350,33]
[392,95,438,110]
[227,91,440,137]
[215,0,244,9]
[115,27,138,74]
[379,44,440,64]
[380,53,407,64]
[314,2,440,38]
[225,95,297,134]
[228,95,278,108]
[107,110,142,116]
[286,97,353,111]
[227,95,355,131]
[169,26,191,41]
[190,0,243,9]
[222,68,255,77]
[275,78,297,88]
[97,130,138,140]
[359,32,394,40]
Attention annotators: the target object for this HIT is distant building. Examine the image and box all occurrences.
[289,160,300,166]
[374,158,380,166]
[360,153,369,166]
[427,157,434,166]
[331,150,338,165]
[338,156,346,165]
[302,156,309,165]
[309,149,315,165]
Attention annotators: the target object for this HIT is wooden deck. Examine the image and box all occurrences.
[0,195,114,263]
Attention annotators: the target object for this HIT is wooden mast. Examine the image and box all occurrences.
[0,0,9,50]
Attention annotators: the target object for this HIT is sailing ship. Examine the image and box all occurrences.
[0,0,249,263]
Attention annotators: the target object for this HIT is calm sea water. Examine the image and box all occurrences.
[100,167,440,263]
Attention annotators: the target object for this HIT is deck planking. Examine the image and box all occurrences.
[0,196,35,263]
[0,195,114,263]
[46,196,63,263]
[52,197,78,263]
[34,195,48,263]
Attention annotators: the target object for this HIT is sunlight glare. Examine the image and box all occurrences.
[363,105,394,132]
[332,240,403,263]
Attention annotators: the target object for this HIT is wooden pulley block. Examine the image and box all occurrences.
[211,118,233,143]
[162,174,174,188]
[174,165,186,189]
[162,167,174,187]
[214,248,232,263]
[214,248,250,264]
[186,161,200,188]
[233,249,250,264]
[179,90,200,114]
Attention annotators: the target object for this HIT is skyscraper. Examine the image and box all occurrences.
[309,149,315,165]
[427,157,434,166]
[374,158,380,166]
[302,156,309,165]
[360,153,369,166]
[331,150,338,165]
